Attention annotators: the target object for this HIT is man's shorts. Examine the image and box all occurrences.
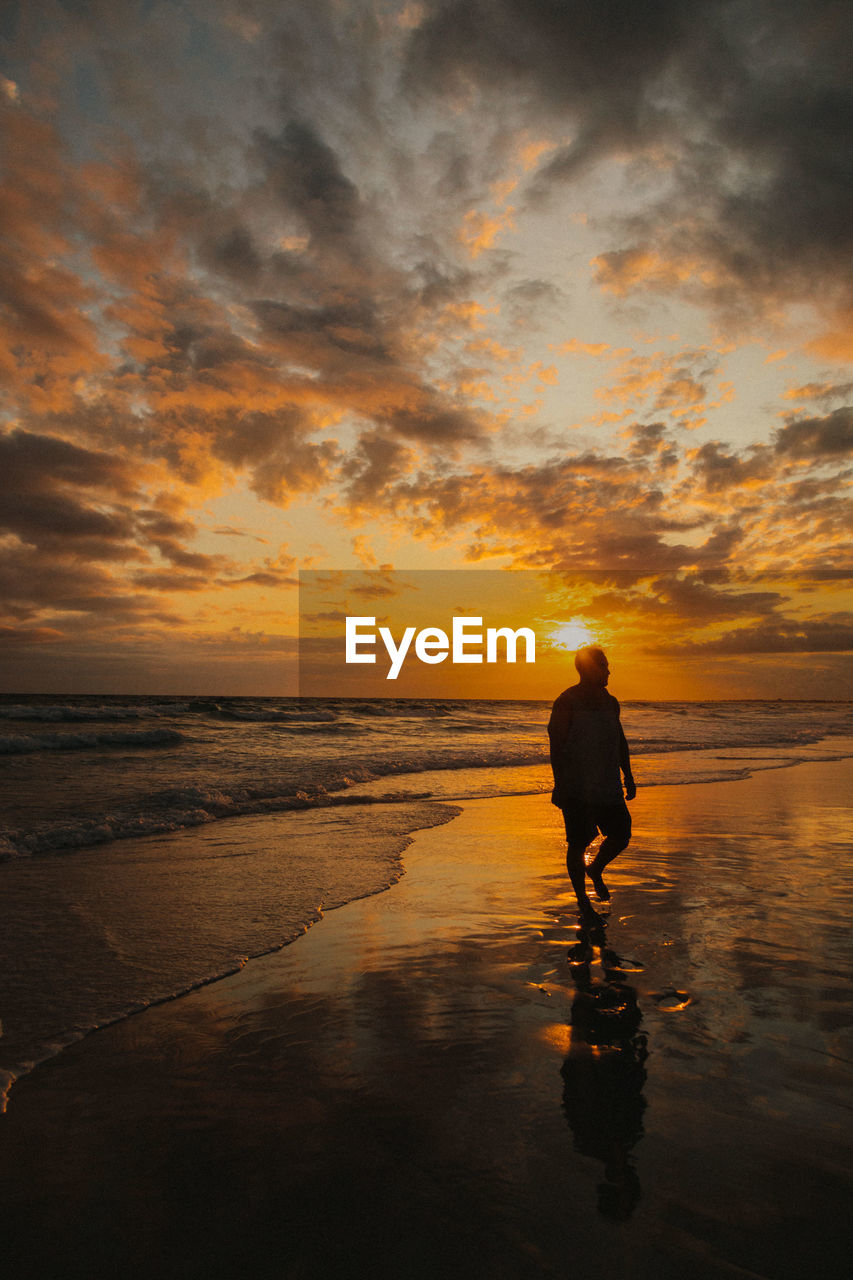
[560,798,631,850]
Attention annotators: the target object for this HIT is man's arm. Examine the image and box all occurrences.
[618,722,636,801]
[547,697,572,785]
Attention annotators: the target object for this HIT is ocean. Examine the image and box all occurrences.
[1,694,851,1107]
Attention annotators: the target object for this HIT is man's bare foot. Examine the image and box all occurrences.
[587,862,611,901]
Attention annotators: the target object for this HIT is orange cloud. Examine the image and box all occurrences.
[464,337,520,363]
[1,3,849,697]
[785,380,853,403]
[591,247,701,296]
[806,309,853,363]
[439,300,495,331]
[593,347,723,427]
[516,138,558,171]
[552,339,611,357]
[458,207,516,258]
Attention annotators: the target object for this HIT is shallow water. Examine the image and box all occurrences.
[2,696,851,1107]
[1,760,850,1278]
[0,799,455,1101]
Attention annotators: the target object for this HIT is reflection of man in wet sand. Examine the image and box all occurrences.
[562,917,647,1220]
[548,646,636,914]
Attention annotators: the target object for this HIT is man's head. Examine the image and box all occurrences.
[574,645,610,687]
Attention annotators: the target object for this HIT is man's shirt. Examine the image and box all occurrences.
[548,684,625,805]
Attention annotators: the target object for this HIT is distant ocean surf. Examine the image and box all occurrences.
[4,695,851,859]
[1,695,851,1106]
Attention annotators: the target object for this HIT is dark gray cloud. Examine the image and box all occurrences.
[689,440,768,493]
[504,278,564,329]
[301,610,350,624]
[0,430,141,553]
[406,0,689,122]
[205,226,265,282]
[211,526,269,543]
[143,540,220,572]
[0,544,182,626]
[644,574,783,623]
[382,449,715,568]
[0,432,214,568]
[382,402,485,444]
[254,120,362,245]
[345,397,853,571]
[0,430,135,496]
[624,422,679,470]
[689,616,853,654]
[773,407,853,459]
[0,427,231,629]
[0,491,136,550]
[0,625,64,645]
[209,407,321,469]
[406,0,853,315]
[340,430,415,507]
[1,0,849,687]
[130,571,209,592]
[211,408,339,504]
[222,570,299,588]
[410,254,478,312]
[252,299,392,365]
[788,381,853,405]
[136,511,196,542]
[578,574,785,636]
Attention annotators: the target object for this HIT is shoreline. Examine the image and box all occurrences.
[2,757,852,1277]
[6,736,851,1104]
[3,711,852,864]
[0,797,460,1108]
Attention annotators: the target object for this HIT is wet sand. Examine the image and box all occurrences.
[2,758,852,1279]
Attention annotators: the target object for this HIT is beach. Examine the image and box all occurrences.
[3,5,851,1276]
[2,756,851,1279]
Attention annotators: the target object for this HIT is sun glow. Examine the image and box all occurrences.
[547,619,599,651]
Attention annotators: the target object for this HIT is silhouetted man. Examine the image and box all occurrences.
[548,646,636,914]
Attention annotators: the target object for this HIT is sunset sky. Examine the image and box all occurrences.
[1,1,851,697]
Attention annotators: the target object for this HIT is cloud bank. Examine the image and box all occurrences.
[0,0,850,690]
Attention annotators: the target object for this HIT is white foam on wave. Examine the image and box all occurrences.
[0,781,440,858]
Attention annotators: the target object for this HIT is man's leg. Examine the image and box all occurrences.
[566,841,595,913]
[587,804,632,902]
[562,802,598,914]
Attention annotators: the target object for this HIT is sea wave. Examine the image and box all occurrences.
[0,782,438,859]
[6,736,851,860]
[0,728,185,755]
[2,697,851,858]
[0,703,142,722]
[206,703,338,723]
[0,701,190,723]
[347,700,454,718]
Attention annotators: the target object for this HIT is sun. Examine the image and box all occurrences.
[546,619,598,651]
